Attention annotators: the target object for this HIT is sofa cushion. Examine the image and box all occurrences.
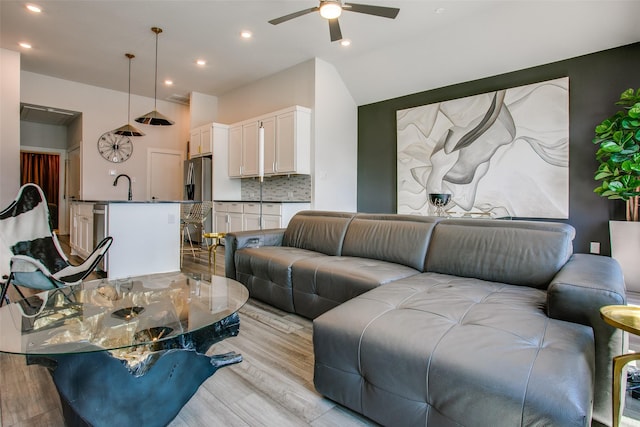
[425,219,575,289]
[282,211,356,256]
[234,246,325,312]
[291,256,420,319]
[314,273,594,427]
[341,214,440,271]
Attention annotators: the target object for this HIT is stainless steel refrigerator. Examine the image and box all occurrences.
[184,156,212,243]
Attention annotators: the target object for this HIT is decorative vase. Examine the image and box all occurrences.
[428,193,451,217]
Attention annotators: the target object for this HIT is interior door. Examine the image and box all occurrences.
[148,149,183,200]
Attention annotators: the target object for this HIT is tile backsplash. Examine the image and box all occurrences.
[241,175,311,201]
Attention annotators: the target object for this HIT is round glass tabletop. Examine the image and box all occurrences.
[0,272,248,356]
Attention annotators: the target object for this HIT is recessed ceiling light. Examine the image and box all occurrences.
[340,39,351,47]
[164,80,173,86]
[19,42,32,49]
[240,30,252,39]
[26,4,42,13]
[434,7,445,14]
[196,59,206,66]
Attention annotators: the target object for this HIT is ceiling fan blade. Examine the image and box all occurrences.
[269,7,319,25]
[343,2,400,19]
[328,18,342,42]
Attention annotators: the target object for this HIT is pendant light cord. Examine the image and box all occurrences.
[154,29,159,111]
[127,55,132,122]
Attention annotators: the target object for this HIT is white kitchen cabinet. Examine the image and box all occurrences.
[242,121,259,176]
[244,202,280,230]
[69,202,94,259]
[227,122,258,178]
[215,201,310,233]
[275,107,311,174]
[261,116,276,175]
[228,106,311,178]
[214,202,244,233]
[190,123,228,158]
[228,125,243,178]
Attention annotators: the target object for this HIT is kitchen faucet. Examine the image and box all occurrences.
[113,174,132,201]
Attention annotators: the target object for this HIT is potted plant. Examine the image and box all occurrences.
[593,88,640,290]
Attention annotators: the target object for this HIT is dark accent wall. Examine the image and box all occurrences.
[358,42,640,256]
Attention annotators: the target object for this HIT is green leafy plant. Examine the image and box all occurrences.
[594,88,640,221]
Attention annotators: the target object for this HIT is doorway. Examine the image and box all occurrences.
[20,151,60,229]
[148,148,184,200]
[20,103,82,235]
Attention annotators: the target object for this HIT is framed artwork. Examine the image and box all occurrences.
[396,77,569,218]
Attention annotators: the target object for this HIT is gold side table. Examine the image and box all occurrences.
[600,305,640,427]
[203,232,226,274]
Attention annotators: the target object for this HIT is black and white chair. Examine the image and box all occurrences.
[0,183,112,305]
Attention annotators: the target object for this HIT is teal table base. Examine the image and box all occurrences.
[32,312,241,427]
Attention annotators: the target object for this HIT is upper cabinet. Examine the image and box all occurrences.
[190,123,228,158]
[275,108,310,175]
[228,125,243,177]
[228,106,311,178]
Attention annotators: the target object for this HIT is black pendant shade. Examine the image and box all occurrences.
[114,53,145,136]
[135,27,174,126]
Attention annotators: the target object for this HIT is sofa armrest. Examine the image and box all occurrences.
[224,229,285,280]
[547,253,625,325]
[546,253,626,425]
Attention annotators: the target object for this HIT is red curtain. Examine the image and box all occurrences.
[20,151,60,206]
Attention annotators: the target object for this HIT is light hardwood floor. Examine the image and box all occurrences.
[2,238,640,426]
[0,237,376,427]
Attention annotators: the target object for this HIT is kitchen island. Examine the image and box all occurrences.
[71,200,181,279]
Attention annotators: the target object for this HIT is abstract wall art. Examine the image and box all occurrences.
[396,77,569,218]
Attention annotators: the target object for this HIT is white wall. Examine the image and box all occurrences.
[218,59,315,123]
[20,71,190,201]
[0,49,21,206]
[190,91,218,128]
[21,121,67,150]
[313,58,358,211]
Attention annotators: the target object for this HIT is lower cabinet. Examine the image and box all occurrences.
[70,202,94,259]
[214,202,243,233]
[214,201,310,233]
[243,202,285,230]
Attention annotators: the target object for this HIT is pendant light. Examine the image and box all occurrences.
[135,27,174,126]
[113,53,145,136]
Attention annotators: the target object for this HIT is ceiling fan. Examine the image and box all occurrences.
[268,0,400,42]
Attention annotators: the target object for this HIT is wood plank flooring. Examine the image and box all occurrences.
[2,237,640,426]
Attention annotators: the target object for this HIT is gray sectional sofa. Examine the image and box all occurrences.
[225,210,626,426]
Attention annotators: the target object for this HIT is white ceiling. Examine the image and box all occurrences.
[2,1,639,107]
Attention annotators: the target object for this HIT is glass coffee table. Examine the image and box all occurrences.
[0,272,248,427]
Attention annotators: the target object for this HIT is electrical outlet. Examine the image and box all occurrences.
[590,242,601,254]
[287,191,294,198]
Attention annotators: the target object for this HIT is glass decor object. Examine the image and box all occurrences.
[428,193,452,217]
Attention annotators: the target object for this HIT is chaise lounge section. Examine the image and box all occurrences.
[225,211,626,426]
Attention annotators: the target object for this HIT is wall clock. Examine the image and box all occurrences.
[97,131,133,163]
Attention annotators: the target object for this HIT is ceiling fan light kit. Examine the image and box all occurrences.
[319,1,342,19]
[269,1,400,42]
[113,53,145,137]
[135,27,174,126]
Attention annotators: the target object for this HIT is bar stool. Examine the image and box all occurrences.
[203,232,226,274]
[180,201,213,266]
